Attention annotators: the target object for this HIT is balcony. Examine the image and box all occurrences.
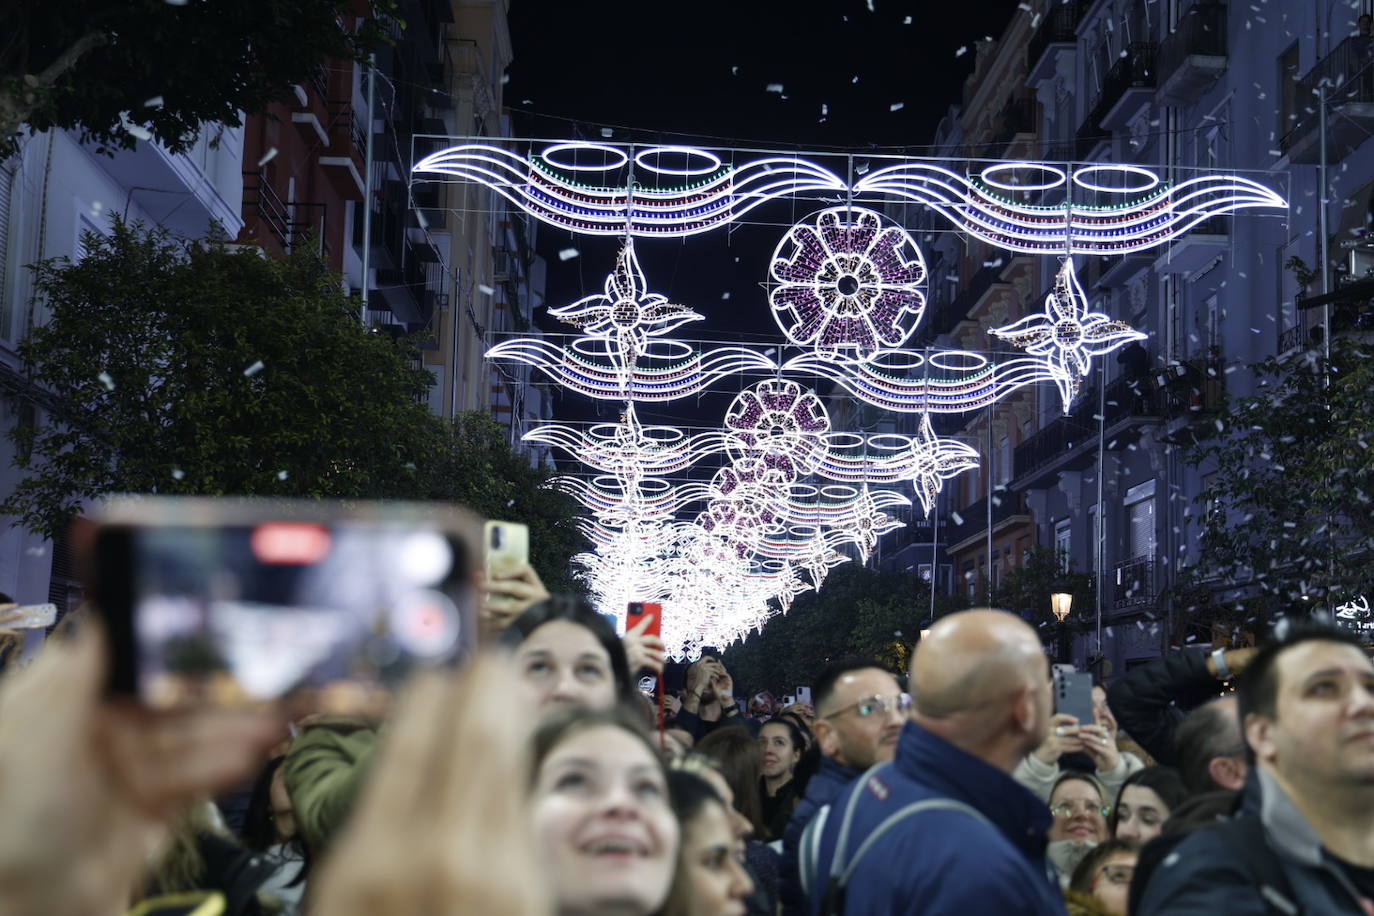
[946,491,1032,550]
[1157,2,1227,105]
[1081,42,1158,141]
[1152,214,1230,274]
[321,101,367,200]
[1028,0,1087,86]
[240,171,328,257]
[1013,371,1166,486]
[1114,555,1157,608]
[981,96,1038,158]
[1280,36,1374,164]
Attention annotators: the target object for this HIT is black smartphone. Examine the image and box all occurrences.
[1054,670,1095,727]
[90,497,480,712]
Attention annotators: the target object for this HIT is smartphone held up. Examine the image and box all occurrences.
[90,497,481,715]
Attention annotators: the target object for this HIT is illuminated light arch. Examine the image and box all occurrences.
[989,258,1148,410]
[524,404,735,477]
[411,142,846,237]
[769,207,928,361]
[851,163,1287,254]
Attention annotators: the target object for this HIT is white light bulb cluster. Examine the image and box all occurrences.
[419,140,1288,658]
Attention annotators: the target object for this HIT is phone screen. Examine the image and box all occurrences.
[95,503,477,712]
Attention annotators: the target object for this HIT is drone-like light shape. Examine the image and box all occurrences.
[769,207,927,361]
[990,258,1147,410]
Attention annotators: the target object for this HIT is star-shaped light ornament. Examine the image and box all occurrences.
[549,239,703,386]
[990,258,1147,411]
[847,486,904,563]
[907,412,980,516]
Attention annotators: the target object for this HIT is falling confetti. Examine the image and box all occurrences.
[243,360,265,377]
[600,127,613,137]
[903,15,912,24]
[257,147,278,167]
[559,248,580,261]
[277,470,289,481]
[766,83,785,93]
[97,371,115,390]
[171,469,185,480]
[721,291,732,300]
[955,45,968,57]
[478,284,495,295]
[144,96,164,108]
[889,102,905,112]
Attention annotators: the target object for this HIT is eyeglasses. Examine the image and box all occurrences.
[1095,864,1135,886]
[824,693,912,720]
[1050,801,1111,819]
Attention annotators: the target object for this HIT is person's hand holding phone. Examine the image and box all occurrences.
[708,660,735,711]
[623,612,665,675]
[1031,712,1085,765]
[0,624,280,916]
[477,563,549,636]
[1076,723,1121,773]
[309,654,548,915]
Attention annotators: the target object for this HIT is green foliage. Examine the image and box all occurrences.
[992,546,1094,628]
[416,412,584,594]
[0,0,397,159]
[1184,336,1374,613]
[722,564,966,694]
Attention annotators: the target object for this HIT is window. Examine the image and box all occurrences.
[998,436,1011,485]
[1277,43,1300,142]
[1055,518,1072,570]
[1124,481,1156,561]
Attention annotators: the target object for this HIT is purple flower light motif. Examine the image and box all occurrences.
[550,239,702,388]
[769,206,927,362]
[905,413,980,516]
[990,258,1146,411]
[702,459,790,540]
[723,379,831,478]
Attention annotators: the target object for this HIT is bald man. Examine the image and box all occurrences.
[801,610,1065,915]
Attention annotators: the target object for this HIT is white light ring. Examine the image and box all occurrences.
[634,146,724,176]
[1071,164,1160,195]
[868,434,911,452]
[824,432,866,450]
[639,339,697,362]
[820,484,859,501]
[642,426,685,444]
[929,350,989,371]
[979,162,1067,192]
[788,483,820,501]
[866,349,927,372]
[788,524,821,539]
[541,142,629,172]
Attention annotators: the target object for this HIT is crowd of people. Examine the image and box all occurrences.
[1,562,1374,916]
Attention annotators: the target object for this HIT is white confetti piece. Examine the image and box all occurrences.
[852,75,860,83]
[521,98,533,105]
[91,201,103,214]
[955,45,968,57]
[163,0,187,5]
[171,468,185,480]
[951,511,964,526]
[97,371,115,390]
[243,360,265,377]
[732,66,739,75]
[277,470,289,481]
[890,102,905,112]
[144,96,164,108]
[500,73,510,85]
[903,15,912,23]
[478,284,495,295]
[821,103,829,116]
[766,83,784,93]
[866,0,874,10]
[721,291,731,300]
[257,147,278,167]
[559,248,580,261]
[600,127,613,137]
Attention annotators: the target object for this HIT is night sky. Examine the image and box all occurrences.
[503,0,1024,428]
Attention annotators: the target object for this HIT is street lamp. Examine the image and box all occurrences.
[1051,592,1073,623]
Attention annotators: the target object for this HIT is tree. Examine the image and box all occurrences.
[0,0,393,159]
[1183,336,1374,616]
[417,412,585,594]
[3,218,443,536]
[992,546,1094,628]
[722,564,966,695]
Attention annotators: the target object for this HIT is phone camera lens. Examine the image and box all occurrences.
[491,527,502,549]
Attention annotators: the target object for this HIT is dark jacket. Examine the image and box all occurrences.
[806,721,1066,915]
[780,757,861,916]
[674,706,760,742]
[761,775,799,841]
[1136,767,1374,914]
[1105,647,1217,765]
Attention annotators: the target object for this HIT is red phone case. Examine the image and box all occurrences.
[627,602,665,735]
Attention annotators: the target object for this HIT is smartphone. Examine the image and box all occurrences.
[1054,670,1095,727]
[782,694,796,707]
[484,520,529,579]
[0,603,58,629]
[90,497,480,711]
[625,601,662,639]
[796,686,812,707]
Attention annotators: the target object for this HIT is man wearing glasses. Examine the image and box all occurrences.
[779,659,908,914]
[801,610,1064,915]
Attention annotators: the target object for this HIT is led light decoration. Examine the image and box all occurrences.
[769,207,927,361]
[905,413,981,516]
[990,258,1147,410]
[443,137,1291,658]
[724,379,831,477]
[852,162,1287,254]
[411,142,846,237]
[549,240,702,387]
